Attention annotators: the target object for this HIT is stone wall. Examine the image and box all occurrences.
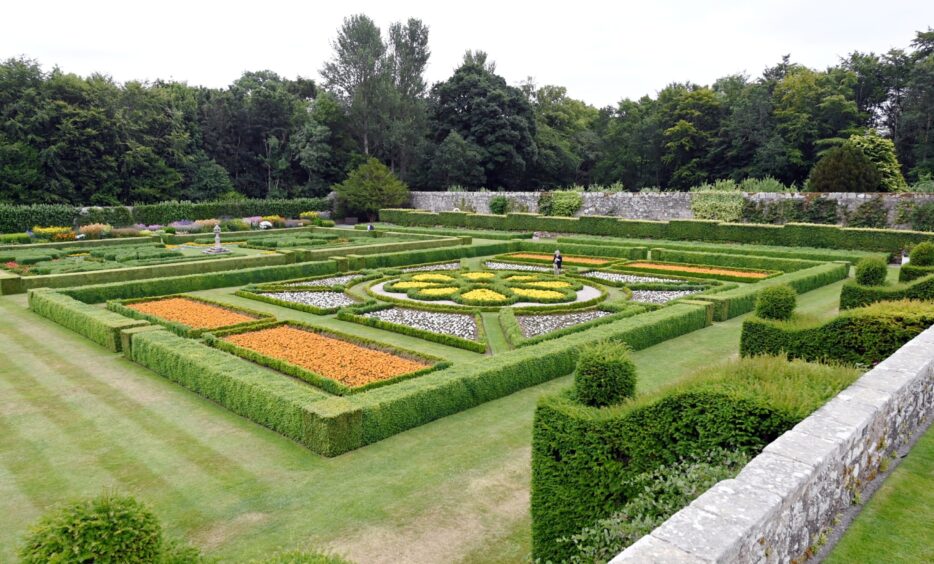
[610,326,934,563]
[408,191,934,227]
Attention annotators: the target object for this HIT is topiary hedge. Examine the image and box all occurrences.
[839,273,934,309]
[28,289,149,351]
[530,356,859,562]
[574,341,637,407]
[855,257,889,286]
[754,285,797,320]
[741,299,934,364]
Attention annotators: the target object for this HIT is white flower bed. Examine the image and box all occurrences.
[629,289,701,304]
[402,262,461,272]
[583,271,683,284]
[484,261,551,272]
[517,310,612,338]
[287,274,364,287]
[364,308,478,339]
[261,291,356,308]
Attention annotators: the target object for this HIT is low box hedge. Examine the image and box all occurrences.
[519,240,648,260]
[898,263,934,282]
[357,223,533,240]
[360,241,518,269]
[28,289,149,351]
[530,356,860,562]
[839,273,934,309]
[107,294,276,337]
[650,248,824,273]
[235,287,360,315]
[59,260,339,303]
[498,304,648,347]
[694,262,849,320]
[740,299,934,365]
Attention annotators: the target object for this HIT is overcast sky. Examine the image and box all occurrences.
[3,0,931,107]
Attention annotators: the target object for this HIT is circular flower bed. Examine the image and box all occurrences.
[379,270,594,307]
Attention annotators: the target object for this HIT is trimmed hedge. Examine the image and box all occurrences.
[59,260,339,303]
[839,273,934,309]
[899,263,934,282]
[337,303,488,353]
[357,223,533,240]
[740,299,934,364]
[28,289,149,351]
[236,287,360,315]
[574,341,637,407]
[530,356,860,562]
[650,248,823,273]
[107,294,276,337]
[380,209,934,253]
[754,285,797,320]
[695,262,849,320]
[609,260,782,283]
[128,329,354,455]
[360,241,518,269]
[519,240,648,260]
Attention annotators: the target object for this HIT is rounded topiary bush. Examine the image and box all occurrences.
[20,494,163,563]
[855,257,888,286]
[575,341,637,407]
[909,242,934,266]
[755,285,797,320]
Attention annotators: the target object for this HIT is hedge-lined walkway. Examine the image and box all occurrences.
[0,278,846,563]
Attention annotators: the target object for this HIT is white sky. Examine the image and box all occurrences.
[3,0,932,108]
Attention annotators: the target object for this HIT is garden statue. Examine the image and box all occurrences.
[203,223,231,254]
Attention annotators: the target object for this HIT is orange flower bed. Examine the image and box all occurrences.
[508,253,611,265]
[624,262,770,279]
[127,297,257,328]
[224,325,429,387]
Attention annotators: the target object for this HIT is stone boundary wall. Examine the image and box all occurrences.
[409,191,934,227]
[610,326,934,563]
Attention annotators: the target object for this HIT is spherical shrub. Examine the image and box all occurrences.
[755,285,797,320]
[855,257,888,286]
[909,242,934,266]
[575,341,637,407]
[20,494,163,563]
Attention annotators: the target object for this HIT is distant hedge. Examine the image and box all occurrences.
[380,209,934,254]
[741,299,934,364]
[0,198,330,233]
[530,356,859,562]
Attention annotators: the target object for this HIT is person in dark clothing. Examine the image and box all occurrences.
[553,250,563,275]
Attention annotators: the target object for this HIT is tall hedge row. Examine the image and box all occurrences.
[530,357,860,562]
[839,273,934,309]
[650,248,824,273]
[0,198,330,233]
[695,262,849,320]
[380,209,934,254]
[28,290,149,351]
[740,300,934,364]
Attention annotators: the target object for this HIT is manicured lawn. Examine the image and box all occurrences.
[0,275,847,562]
[826,422,934,564]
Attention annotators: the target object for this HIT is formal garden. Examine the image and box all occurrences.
[0,200,930,563]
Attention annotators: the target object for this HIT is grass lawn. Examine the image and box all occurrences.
[0,270,847,563]
[825,422,934,564]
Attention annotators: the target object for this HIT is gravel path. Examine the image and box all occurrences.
[517,310,612,338]
[402,262,461,272]
[583,271,684,284]
[483,261,552,272]
[629,289,701,304]
[287,274,364,287]
[364,308,478,339]
[261,291,356,308]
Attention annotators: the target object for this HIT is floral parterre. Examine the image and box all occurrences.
[380,270,590,307]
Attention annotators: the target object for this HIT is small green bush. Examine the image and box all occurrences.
[910,242,934,266]
[539,190,583,217]
[754,285,796,320]
[489,194,509,215]
[908,201,934,232]
[855,257,888,286]
[20,494,163,563]
[574,341,637,407]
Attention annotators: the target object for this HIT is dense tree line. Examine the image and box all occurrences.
[1,19,932,205]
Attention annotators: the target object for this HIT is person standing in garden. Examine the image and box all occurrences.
[553,250,563,275]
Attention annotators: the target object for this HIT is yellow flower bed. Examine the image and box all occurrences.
[526,281,571,289]
[412,273,454,282]
[421,287,459,296]
[506,275,536,281]
[393,281,438,289]
[513,288,565,300]
[462,289,508,302]
[462,272,495,280]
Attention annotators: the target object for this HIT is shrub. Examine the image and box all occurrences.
[910,242,934,266]
[807,144,883,192]
[32,225,73,240]
[489,194,509,215]
[690,184,744,222]
[539,190,583,217]
[78,222,113,239]
[20,494,163,563]
[909,201,934,232]
[855,257,888,286]
[754,284,796,320]
[0,232,31,244]
[739,176,791,192]
[251,550,351,564]
[845,130,908,192]
[563,448,750,562]
[574,341,637,407]
[846,196,889,228]
[840,273,934,308]
[332,157,410,220]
